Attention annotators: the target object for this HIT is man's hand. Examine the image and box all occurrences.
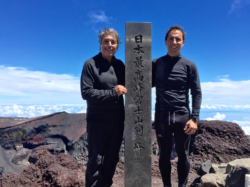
[184,119,197,135]
[115,85,127,96]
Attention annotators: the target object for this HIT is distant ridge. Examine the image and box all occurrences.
[0,111,74,129]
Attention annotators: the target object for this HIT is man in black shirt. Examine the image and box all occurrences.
[152,25,202,187]
[81,28,127,187]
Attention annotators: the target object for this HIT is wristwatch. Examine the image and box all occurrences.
[191,117,199,124]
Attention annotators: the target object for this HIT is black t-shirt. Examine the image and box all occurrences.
[152,54,202,118]
[81,53,125,121]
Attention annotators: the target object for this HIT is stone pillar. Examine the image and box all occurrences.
[125,22,152,187]
[245,174,250,187]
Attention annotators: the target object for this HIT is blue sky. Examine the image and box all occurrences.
[0,0,250,133]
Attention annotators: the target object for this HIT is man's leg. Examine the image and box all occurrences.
[101,119,124,187]
[173,113,191,187]
[85,120,109,187]
[155,111,173,187]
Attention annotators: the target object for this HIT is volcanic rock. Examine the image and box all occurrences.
[226,166,250,187]
[225,158,250,173]
[1,115,250,187]
[0,112,87,175]
[189,120,250,170]
[197,160,212,176]
[201,173,227,187]
[11,148,31,165]
[210,163,227,174]
[0,154,86,187]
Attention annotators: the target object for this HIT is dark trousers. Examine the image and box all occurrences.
[155,111,191,187]
[85,118,124,187]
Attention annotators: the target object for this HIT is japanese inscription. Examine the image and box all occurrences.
[134,95,143,106]
[125,22,152,187]
[133,56,144,67]
[135,34,142,43]
[134,83,144,93]
[134,70,143,82]
[132,34,145,155]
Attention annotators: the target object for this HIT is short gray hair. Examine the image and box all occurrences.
[98,27,121,48]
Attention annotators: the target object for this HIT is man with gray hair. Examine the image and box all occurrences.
[81,27,127,187]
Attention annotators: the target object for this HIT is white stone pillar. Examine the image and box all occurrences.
[245,174,250,187]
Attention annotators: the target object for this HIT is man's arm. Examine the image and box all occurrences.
[189,64,202,119]
[184,63,202,135]
[80,61,126,101]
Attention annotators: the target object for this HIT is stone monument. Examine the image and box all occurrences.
[245,174,250,187]
[125,22,152,187]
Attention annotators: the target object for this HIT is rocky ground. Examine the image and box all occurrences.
[189,120,250,170]
[0,153,199,187]
[1,113,250,187]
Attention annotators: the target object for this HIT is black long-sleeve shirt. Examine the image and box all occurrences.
[81,53,125,121]
[152,54,202,118]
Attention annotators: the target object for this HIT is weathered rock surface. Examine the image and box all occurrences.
[199,158,250,187]
[197,160,212,176]
[210,163,227,174]
[0,154,86,187]
[189,120,250,187]
[0,112,88,175]
[201,173,227,187]
[1,115,250,187]
[226,158,250,173]
[189,120,250,170]
[226,166,250,187]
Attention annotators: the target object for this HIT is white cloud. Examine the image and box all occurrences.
[0,104,87,118]
[205,113,226,120]
[217,75,229,78]
[232,120,250,126]
[241,126,250,135]
[0,66,78,94]
[0,66,83,104]
[64,108,75,113]
[1,65,250,117]
[201,78,250,106]
[88,10,112,23]
[201,104,250,110]
[78,110,86,113]
[201,105,217,110]
[231,120,250,135]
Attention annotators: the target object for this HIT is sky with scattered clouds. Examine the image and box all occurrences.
[0,0,250,134]
[88,10,112,24]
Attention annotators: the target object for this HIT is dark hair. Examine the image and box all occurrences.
[165,25,186,41]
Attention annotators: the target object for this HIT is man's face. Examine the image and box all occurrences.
[100,34,118,62]
[165,29,185,57]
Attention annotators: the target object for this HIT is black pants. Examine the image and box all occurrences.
[155,111,191,187]
[85,118,124,187]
